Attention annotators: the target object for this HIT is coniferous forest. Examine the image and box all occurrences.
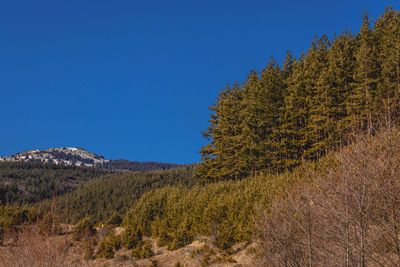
[1,6,400,266]
[197,7,400,182]
[0,162,112,205]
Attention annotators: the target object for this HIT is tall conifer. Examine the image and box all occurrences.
[197,6,400,182]
[348,11,379,134]
[374,7,400,127]
[304,35,330,160]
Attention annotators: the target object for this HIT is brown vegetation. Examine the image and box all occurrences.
[0,226,73,267]
[256,128,400,266]
[0,230,257,266]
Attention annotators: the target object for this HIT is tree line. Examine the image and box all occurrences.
[197,7,400,182]
[37,165,196,223]
[0,161,112,205]
[99,159,181,172]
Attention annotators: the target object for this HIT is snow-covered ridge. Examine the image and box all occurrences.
[0,147,109,167]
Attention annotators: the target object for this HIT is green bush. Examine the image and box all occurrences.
[132,240,154,259]
[121,225,143,249]
[201,253,211,267]
[97,233,121,259]
[191,245,206,258]
[167,238,182,251]
[214,254,236,263]
[156,230,172,247]
[142,240,154,258]
[0,205,37,233]
[214,224,236,250]
[72,216,96,241]
[0,205,37,246]
[105,212,122,226]
[122,169,297,250]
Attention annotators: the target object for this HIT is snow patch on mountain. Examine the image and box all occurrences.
[0,147,109,167]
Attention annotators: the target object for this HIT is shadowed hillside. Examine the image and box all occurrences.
[37,165,196,223]
[0,162,112,205]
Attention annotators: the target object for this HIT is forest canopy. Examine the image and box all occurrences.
[197,7,400,182]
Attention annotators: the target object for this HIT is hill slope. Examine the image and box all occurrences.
[0,147,108,167]
[0,147,181,171]
[0,161,112,205]
[39,165,196,223]
[123,127,400,260]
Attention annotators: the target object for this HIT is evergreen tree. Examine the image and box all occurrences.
[276,51,297,170]
[374,7,400,127]
[322,30,357,146]
[303,35,330,160]
[238,60,285,174]
[281,54,309,168]
[348,11,379,134]
[197,6,400,182]
[197,83,245,181]
[236,71,262,176]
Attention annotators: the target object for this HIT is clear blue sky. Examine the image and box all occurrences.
[1,1,398,164]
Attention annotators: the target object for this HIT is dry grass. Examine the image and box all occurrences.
[0,226,74,267]
[0,226,257,267]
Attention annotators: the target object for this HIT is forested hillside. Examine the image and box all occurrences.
[99,159,181,172]
[121,6,400,260]
[123,165,300,250]
[38,165,196,223]
[197,7,400,182]
[0,155,181,207]
[0,162,112,205]
[121,127,400,265]
[2,6,400,266]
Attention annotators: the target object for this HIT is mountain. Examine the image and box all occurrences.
[0,147,108,167]
[0,147,181,171]
[0,147,183,206]
[0,161,112,205]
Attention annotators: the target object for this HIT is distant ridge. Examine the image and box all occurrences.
[0,147,181,171]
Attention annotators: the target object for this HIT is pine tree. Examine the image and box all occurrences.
[323,30,357,146]
[197,83,245,181]
[304,35,330,160]
[197,6,400,182]
[348,11,379,135]
[276,51,296,170]
[374,7,400,127]
[239,60,285,174]
[260,59,286,171]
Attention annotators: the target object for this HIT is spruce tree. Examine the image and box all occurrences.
[197,6,400,182]
[197,83,245,181]
[303,35,330,160]
[348,11,379,135]
[281,54,308,168]
[239,60,285,174]
[374,7,400,127]
[323,30,357,146]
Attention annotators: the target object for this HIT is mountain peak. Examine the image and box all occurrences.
[1,147,181,171]
[1,147,109,167]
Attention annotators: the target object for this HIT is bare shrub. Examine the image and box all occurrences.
[257,128,400,266]
[0,226,73,267]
